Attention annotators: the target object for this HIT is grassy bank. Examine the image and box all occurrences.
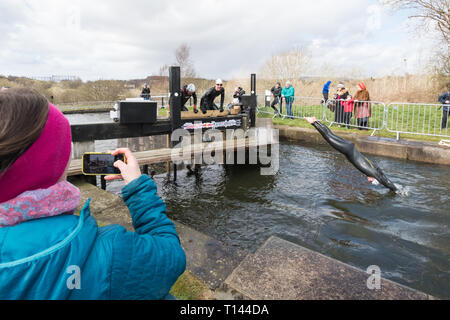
[170,271,214,300]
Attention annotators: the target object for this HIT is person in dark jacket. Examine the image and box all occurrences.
[0,88,186,299]
[226,86,246,111]
[306,117,397,192]
[334,84,350,124]
[181,83,198,113]
[141,83,151,100]
[322,81,332,103]
[438,90,450,129]
[200,79,225,114]
[270,82,283,116]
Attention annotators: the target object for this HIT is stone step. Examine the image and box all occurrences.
[225,236,433,300]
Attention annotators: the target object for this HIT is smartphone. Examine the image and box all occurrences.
[82,153,126,176]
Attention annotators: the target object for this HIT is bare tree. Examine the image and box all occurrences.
[259,47,312,80]
[174,43,196,78]
[158,64,169,77]
[383,0,449,42]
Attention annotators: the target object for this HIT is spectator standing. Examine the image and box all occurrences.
[322,81,332,103]
[282,81,295,119]
[353,83,371,130]
[342,94,355,129]
[334,83,349,125]
[270,82,283,116]
[141,83,151,100]
[438,89,450,130]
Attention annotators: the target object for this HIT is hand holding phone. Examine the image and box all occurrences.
[82,153,126,175]
[104,148,142,185]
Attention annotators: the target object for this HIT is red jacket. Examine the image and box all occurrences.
[342,98,354,113]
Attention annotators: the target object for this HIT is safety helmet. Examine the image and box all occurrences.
[187,83,196,93]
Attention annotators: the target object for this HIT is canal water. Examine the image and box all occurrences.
[67,113,450,299]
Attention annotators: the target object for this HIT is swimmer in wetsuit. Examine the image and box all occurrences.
[306,117,397,192]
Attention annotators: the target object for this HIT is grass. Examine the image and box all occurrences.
[257,104,448,143]
[170,271,213,300]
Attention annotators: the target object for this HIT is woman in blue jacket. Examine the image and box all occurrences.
[0,88,186,299]
[281,81,295,119]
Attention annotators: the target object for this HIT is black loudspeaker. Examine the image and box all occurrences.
[119,101,157,124]
[240,95,257,110]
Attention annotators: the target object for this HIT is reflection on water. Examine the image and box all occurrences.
[68,113,450,298]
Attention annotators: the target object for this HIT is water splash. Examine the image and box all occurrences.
[394,184,410,197]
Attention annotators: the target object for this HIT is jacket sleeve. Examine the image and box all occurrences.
[108,175,186,300]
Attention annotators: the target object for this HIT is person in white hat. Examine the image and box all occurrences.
[180,83,198,113]
[200,79,225,114]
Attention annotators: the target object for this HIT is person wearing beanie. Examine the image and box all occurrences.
[0,88,186,299]
[353,83,371,130]
[200,78,225,114]
[333,83,350,125]
[281,81,295,118]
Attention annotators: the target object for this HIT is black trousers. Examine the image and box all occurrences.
[271,96,282,114]
[335,104,344,123]
[442,109,449,129]
[343,112,352,127]
[323,92,329,103]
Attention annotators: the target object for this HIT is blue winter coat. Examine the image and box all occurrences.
[0,175,186,299]
[323,81,332,93]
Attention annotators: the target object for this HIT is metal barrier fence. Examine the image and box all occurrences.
[385,102,450,139]
[325,99,385,135]
[256,97,450,139]
[256,96,326,121]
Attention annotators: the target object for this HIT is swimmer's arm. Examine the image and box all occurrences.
[310,120,349,151]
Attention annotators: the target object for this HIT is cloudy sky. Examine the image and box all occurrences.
[0,0,434,80]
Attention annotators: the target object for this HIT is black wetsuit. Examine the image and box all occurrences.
[312,121,397,191]
[180,85,198,112]
[200,87,225,113]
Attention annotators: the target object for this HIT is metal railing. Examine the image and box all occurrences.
[257,96,326,121]
[256,96,450,140]
[325,99,385,135]
[385,102,449,139]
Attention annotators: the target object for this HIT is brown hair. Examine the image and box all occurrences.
[0,88,49,175]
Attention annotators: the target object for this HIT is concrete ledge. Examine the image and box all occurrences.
[174,221,247,291]
[225,236,432,300]
[275,125,450,165]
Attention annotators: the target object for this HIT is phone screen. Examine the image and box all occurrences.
[82,153,125,175]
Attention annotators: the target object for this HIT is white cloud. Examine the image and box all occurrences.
[0,0,436,80]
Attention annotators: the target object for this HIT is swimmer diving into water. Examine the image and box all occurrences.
[305,117,397,192]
